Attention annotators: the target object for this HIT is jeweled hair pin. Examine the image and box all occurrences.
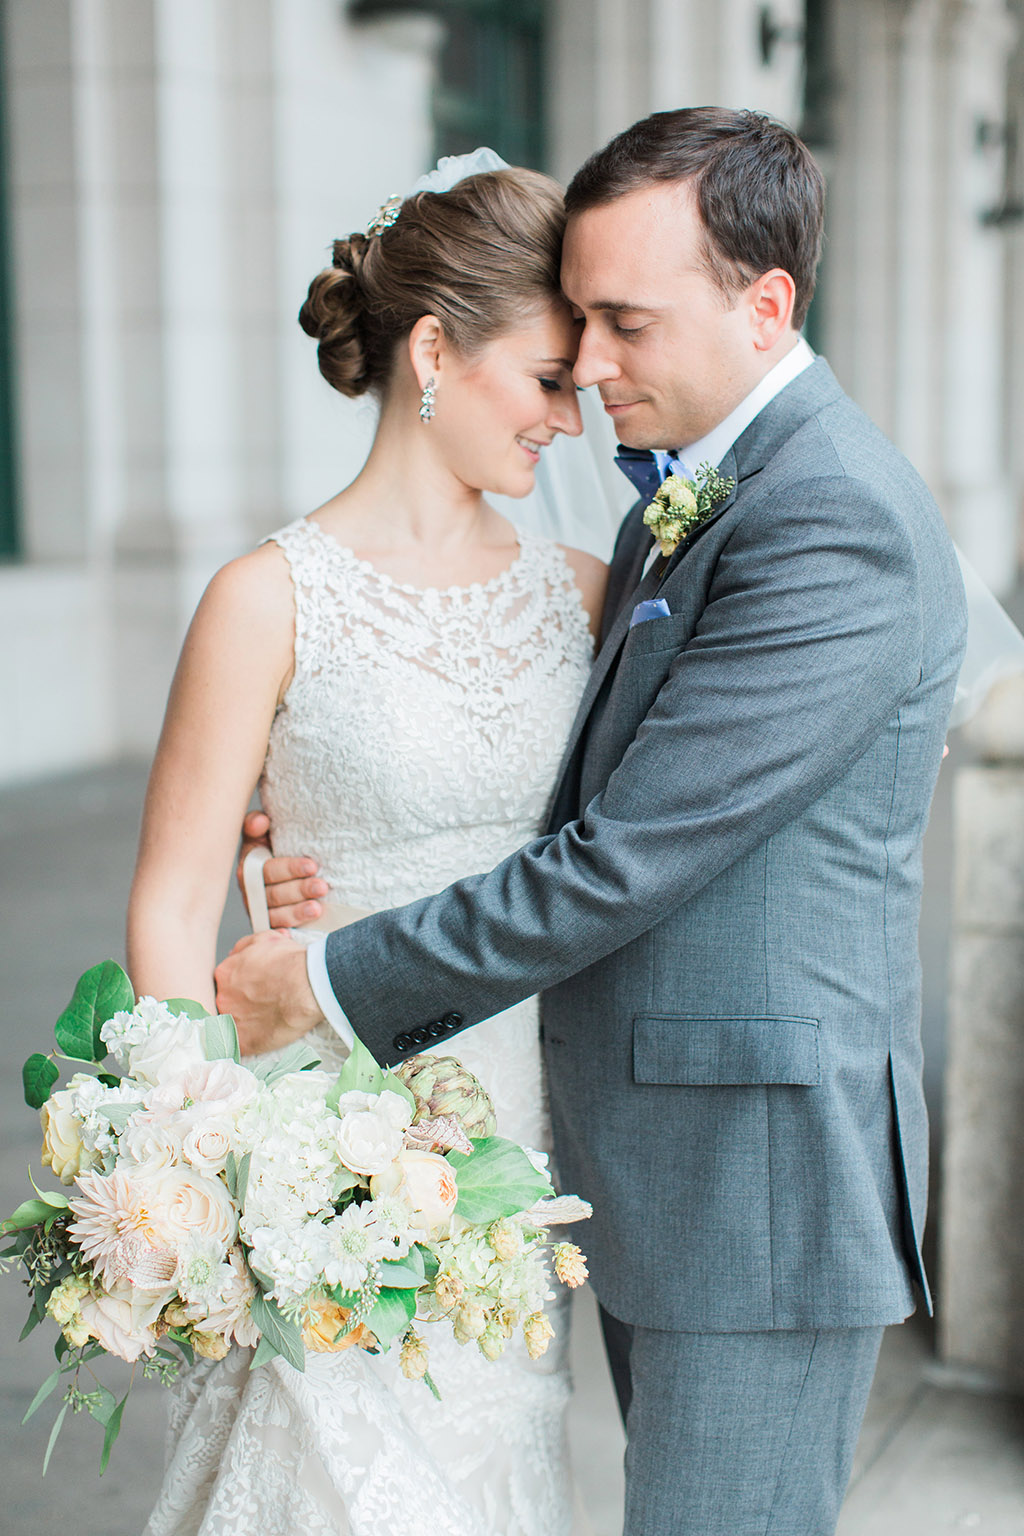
[366,195,402,237]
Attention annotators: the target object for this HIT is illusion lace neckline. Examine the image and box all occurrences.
[305,516,529,598]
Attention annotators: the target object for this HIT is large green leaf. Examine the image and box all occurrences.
[250,1290,305,1372]
[364,1286,416,1349]
[251,1040,322,1084]
[328,1036,385,1110]
[202,1014,240,1063]
[55,961,133,1062]
[3,1192,68,1234]
[161,997,208,1020]
[447,1137,551,1225]
[378,1244,427,1290]
[23,1053,59,1109]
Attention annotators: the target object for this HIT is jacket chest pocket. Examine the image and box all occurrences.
[618,611,692,716]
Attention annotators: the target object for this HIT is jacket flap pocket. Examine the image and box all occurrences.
[633,1014,821,1086]
[623,610,691,657]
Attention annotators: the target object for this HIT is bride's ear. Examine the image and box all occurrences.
[408,315,447,390]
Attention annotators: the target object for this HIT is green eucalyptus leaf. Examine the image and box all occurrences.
[55,961,133,1062]
[235,1151,251,1210]
[250,1290,304,1373]
[202,1014,241,1063]
[86,1384,117,1427]
[23,1054,59,1109]
[22,1367,62,1424]
[99,1392,128,1474]
[42,1401,69,1476]
[165,1329,195,1368]
[447,1136,551,1225]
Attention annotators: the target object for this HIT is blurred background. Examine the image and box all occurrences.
[1,1,1023,1531]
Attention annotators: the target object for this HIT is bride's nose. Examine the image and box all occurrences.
[548,389,584,438]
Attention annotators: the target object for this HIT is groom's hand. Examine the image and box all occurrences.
[236,809,328,927]
[214,930,325,1055]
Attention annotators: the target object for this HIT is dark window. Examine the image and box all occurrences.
[351,0,546,170]
[0,12,19,560]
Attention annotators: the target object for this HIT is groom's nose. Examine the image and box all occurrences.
[572,324,621,390]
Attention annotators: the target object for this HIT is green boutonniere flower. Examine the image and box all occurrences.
[642,462,736,557]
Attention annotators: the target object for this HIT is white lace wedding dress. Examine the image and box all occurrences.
[142,516,595,1536]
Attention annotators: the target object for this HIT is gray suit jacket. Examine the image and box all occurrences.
[324,359,968,1332]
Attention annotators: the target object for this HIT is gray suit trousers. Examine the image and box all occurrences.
[600,1307,884,1535]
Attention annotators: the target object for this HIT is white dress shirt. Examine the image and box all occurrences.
[306,336,816,1044]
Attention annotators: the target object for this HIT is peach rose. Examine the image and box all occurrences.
[301,1296,372,1353]
[370,1149,458,1237]
[77,1281,166,1362]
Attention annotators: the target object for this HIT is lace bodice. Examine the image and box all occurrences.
[260,516,594,914]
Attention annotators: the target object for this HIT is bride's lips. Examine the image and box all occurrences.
[515,435,546,464]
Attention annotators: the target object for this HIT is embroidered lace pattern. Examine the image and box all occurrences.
[143,515,595,1536]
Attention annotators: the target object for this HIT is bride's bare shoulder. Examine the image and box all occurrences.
[197,539,294,626]
[557,544,609,638]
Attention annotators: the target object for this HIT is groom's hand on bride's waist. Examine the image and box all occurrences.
[236,810,328,928]
[214,930,325,1054]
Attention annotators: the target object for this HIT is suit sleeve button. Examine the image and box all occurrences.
[442,1012,463,1029]
[427,1021,447,1038]
[393,1032,412,1051]
[410,1026,431,1046]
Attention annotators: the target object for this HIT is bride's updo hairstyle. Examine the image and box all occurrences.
[299,168,565,398]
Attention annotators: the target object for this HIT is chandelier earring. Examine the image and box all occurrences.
[419,377,436,423]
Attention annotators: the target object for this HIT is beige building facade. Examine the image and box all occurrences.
[0,0,1021,785]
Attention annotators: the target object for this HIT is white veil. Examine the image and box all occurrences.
[394,150,1024,725]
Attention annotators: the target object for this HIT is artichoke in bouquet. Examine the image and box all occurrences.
[394,1054,497,1138]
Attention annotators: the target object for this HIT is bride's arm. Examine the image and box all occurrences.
[127,543,295,1008]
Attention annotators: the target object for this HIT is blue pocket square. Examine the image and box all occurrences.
[629,598,671,628]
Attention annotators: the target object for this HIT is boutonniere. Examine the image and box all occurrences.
[642,462,736,557]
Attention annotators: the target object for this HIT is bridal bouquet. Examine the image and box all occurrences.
[3,961,590,1471]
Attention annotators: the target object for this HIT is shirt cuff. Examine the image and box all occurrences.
[304,935,355,1049]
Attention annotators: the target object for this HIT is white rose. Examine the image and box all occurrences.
[119,1113,183,1172]
[151,1164,237,1253]
[77,1280,166,1362]
[40,1091,98,1185]
[334,1102,407,1177]
[127,1018,206,1087]
[370,1149,459,1236]
[181,1118,234,1176]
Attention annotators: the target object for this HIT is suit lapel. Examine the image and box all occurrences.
[546,357,846,829]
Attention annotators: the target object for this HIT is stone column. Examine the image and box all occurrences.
[941,674,1024,1389]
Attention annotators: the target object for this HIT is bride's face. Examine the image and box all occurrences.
[436,302,584,498]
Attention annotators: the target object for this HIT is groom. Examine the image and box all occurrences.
[217,108,967,1533]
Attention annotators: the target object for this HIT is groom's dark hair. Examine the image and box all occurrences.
[565,107,825,330]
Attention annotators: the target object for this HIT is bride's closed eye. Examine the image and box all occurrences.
[537,376,565,392]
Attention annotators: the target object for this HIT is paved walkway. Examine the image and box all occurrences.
[1,762,1022,1533]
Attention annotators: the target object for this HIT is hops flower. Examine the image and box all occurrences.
[400,1328,430,1381]
[553,1243,589,1288]
[191,1329,230,1360]
[487,1218,523,1262]
[453,1297,488,1343]
[523,1311,555,1360]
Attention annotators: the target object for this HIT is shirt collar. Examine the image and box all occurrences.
[674,335,815,474]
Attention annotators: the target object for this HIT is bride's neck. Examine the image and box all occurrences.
[327,393,496,555]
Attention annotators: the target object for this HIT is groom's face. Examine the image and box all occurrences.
[561,180,761,451]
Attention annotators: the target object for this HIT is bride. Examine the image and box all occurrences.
[127,157,607,1535]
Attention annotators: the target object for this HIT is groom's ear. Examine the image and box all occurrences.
[747,268,797,351]
[408,314,447,389]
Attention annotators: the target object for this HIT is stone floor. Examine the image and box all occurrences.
[1,761,1023,1533]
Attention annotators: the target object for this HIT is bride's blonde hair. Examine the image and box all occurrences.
[299,168,566,399]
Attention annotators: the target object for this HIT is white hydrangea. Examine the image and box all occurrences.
[239,1073,346,1239]
[99,996,187,1069]
[246,1220,334,1311]
[66,1072,142,1157]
